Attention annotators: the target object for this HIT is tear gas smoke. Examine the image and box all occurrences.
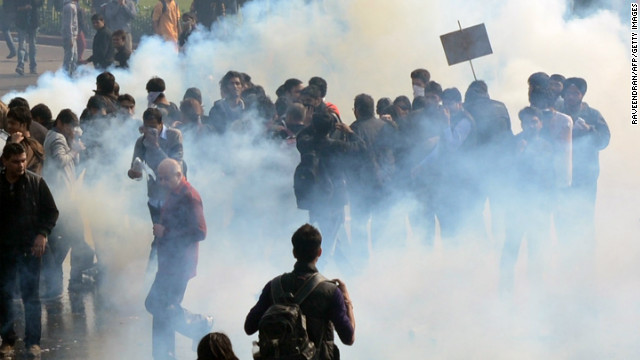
[2,0,638,358]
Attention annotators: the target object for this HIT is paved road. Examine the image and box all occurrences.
[0,39,73,99]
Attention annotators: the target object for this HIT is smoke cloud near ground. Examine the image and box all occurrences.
[2,0,638,358]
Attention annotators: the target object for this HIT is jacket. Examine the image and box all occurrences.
[43,128,77,196]
[61,0,78,40]
[131,126,184,202]
[0,169,59,249]
[156,177,206,279]
[87,26,114,69]
[245,261,354,360]
[15,0,41,31]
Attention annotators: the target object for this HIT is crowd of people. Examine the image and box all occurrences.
[0,61,609,359]
[0,0,247,76]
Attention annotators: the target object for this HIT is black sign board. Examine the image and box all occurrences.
[440,23,493,66]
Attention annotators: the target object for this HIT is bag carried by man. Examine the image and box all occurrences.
[255,273,326,360]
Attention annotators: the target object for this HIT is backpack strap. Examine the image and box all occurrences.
[270,274,286,304]
[293,273,327,305]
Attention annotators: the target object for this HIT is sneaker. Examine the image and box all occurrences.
[29,69,37,75]
[0,342,14,357]
[15,67,23,76]
[26,344,41,359]
[6,51,16,59]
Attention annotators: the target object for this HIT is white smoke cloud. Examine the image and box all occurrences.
[2,0,638,358]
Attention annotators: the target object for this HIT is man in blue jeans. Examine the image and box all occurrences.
[1,0,17,58]
[14,0,41,75]
[0,143,59,358]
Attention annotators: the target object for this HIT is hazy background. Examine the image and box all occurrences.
[3,0,638,358]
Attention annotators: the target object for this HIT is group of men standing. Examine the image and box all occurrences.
[0,63,609,359]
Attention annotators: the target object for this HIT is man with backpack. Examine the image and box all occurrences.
[244,223,355,360]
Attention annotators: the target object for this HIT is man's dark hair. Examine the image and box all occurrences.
[87,95,107,111]
[411,96,428,111]
[275,96,289,117]
[196,332,239,360]
[410,68,431,85]
[8,97,29,109]
[529,86,553,109]
[563,77,587,96]
[291,224,322,262]
[112,29,126,41]
[464,80,489,103]
[442,88,462,103]
[1,142,26,160]
[183,87,202,105]
[91,13,104,22]
[241,72,254,88]
[425,81,443,98]
[7,106,32,128]
[283,78,303,94]
[311,111,333,137]
[354,93,374,119]
[118,93,135,105]
[518,106,543,122]
[219,70,243,88]
[381,104,399,121]
[96,71,116,93]
[300,85,322,101]
[255,96,276,122]
[242,85,266,101]
[550,73,566,83]
[527,72,550,89]
[376,97,392,116]
[55,109,79,126]
[393,95,412,112]
[143,108,163,123]
[146,77,166,93]
[308,76,328,97]
[31,103,52,125]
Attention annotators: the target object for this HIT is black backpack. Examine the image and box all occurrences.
[293,151,333,210]
[256,273,326,360]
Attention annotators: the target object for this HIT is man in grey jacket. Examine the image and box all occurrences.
[61,0,78,75]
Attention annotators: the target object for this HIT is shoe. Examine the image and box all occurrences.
[68,279,93,292]
[6,51,16,59]
[26,344,41,359]
[0,342,14,357]
[29,69,37,75]
[15,67,23,76]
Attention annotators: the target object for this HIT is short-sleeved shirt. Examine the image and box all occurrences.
[152,0,180,43]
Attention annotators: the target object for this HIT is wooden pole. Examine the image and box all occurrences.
[458,20,477,80]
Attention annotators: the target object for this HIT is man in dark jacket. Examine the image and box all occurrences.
[14,0,42,75]
[245,224,355,360]
[145,158,212,360]
[296,111,364,257]
[0,143,59,358]
[80,14,114,70]
[346,94,385,258]
[558,77,610,244]
[463,80,513,241]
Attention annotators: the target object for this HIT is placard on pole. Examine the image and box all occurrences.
[440,22,493,80]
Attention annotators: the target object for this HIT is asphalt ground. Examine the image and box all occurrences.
[0,35,88,99]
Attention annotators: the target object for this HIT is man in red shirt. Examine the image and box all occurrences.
[145,158,212,360]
